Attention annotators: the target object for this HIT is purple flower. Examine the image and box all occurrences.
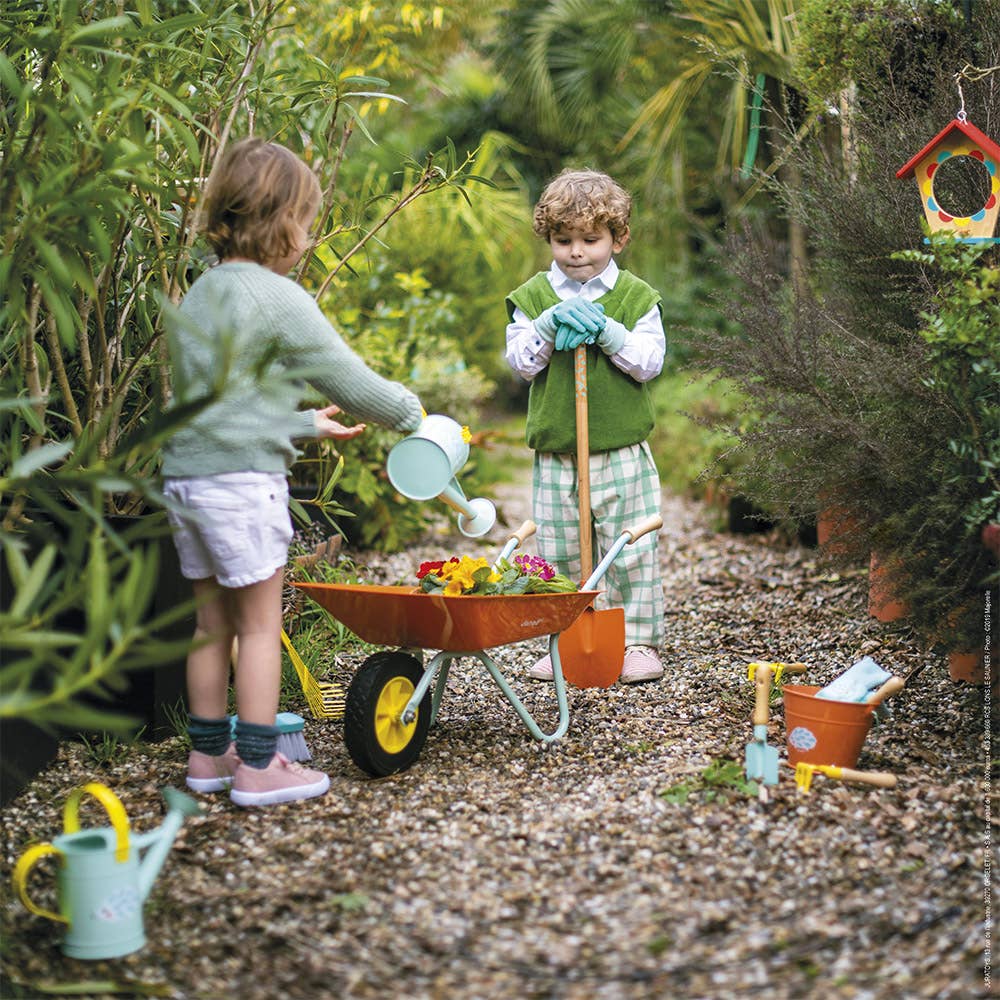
[513,554,557,580]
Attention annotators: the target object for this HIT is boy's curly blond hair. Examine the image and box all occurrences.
[532,169,632,241]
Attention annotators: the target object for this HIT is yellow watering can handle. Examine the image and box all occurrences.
[63,782,130,863]
[12,844,68,923]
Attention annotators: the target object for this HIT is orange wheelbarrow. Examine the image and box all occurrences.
[295,515,662,776]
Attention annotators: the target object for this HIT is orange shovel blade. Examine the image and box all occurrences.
[558,605,625,688]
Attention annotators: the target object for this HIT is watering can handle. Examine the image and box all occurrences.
[12,844,68,923]
[63,782,130,863]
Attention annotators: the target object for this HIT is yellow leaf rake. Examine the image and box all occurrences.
[280,629,346,720]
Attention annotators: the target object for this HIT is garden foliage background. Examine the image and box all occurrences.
[1,0,997,733]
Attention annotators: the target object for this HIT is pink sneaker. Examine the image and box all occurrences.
[229,753,330,808]
[620,646,663,684]
[186,743,241,793]
[528,654,554,681]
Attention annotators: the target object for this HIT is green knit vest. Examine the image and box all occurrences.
[506,270,662,453]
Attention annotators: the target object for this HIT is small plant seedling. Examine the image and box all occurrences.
[80,727,146,768]
[329,892,369,912]
[660,758,759,804]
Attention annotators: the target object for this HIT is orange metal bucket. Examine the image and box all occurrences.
[294,582,598,651]
[782,684,875,768]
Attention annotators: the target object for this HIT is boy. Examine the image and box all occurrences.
[505,168,665,683]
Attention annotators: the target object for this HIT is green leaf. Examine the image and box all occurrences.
[0,630,83,650]
[85,529,110,633]
[29,232,74,288]
[341,103,377,145]
[342,91,406,104]
[0,52,23,98]
[66,16,134,47]
[9,441,73,478]
[7,545,57,618]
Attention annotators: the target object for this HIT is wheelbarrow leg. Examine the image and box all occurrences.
[471,634,570,743]
[428,651,454,726]
[400,651,454,726]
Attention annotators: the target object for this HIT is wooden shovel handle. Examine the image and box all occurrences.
[867,676,905,705]
[508,519,537,546]
[625,513,664,544]
[835,767,898,788]
[752,662,771,726]
[575,345,593,582]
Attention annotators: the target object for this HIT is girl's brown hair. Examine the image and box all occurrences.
[532,169,632,242]
[202,138,321,263]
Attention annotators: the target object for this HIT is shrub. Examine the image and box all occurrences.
[686,0,1000,655]
[0,1,497,730]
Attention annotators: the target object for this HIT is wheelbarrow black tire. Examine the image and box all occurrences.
[344,651,430,776]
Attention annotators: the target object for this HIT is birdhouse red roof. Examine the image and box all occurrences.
[896,118,1000,179]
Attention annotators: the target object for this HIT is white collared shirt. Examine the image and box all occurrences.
[505,259,666,383]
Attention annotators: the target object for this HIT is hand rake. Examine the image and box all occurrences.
[281,628,346,720]
[793,762,898,794]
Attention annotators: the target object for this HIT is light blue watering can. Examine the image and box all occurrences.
[12,782,201,960]
[387,414,496,537]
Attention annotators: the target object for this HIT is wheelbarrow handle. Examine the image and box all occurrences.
[625,513,664,544]
[509,519,537,546]
[581,514,663,591]
[495,519,538,566]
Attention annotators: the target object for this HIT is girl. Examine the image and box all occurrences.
[162,138,424,806]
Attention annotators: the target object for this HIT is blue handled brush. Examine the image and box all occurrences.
[229,712,312,763]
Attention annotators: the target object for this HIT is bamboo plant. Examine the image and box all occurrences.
[0,0,487,729]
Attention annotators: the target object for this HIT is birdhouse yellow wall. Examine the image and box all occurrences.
[914,137,999,239]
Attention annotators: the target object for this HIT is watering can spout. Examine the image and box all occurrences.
[135,787,201,901]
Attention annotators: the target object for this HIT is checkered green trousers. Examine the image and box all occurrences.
[532,441,665,647]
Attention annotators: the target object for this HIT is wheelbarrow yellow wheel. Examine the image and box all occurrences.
[343,651,430,776]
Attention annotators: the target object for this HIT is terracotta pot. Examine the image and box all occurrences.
[982,522,1000,559]
[816,505,858,557]
[868,551,908,622]
[948,649,989,684]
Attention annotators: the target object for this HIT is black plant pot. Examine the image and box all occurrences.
[0,508,192,803]
[0,719,60,807]
[82,514,191,740]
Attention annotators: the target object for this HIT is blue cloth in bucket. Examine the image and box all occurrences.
[815,656,891,702]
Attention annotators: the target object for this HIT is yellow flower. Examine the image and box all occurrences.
[435,556,489,595]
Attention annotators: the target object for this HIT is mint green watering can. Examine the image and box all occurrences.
[12,782,200,960]
[387,413,496,537]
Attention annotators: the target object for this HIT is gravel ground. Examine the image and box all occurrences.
[1,473,995,1000]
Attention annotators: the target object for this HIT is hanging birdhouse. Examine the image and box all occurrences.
[896,116,1000,242]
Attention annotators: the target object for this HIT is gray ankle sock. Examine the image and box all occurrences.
[187,715,231,756]
[234,719,279,769]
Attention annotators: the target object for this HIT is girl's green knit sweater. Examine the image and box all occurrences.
[161,262,422,478]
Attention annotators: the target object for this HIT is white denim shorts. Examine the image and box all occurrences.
[163,472,292,588]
